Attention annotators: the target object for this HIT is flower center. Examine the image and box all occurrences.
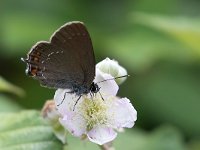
[80,96,107,131]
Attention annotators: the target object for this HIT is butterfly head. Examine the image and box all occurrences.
[90,82,100,93]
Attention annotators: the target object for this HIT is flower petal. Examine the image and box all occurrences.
[94,69,119,96]
[108,98,137,128]
[59,111,87,137]
[87,126,117,145]
[54,89,83,115]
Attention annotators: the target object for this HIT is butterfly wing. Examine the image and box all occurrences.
[24,21,95,92]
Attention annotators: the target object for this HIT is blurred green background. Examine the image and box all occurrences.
[0,0,200,149]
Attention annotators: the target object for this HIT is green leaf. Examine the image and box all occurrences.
[0,95,22,113]
[132,12,200,57]
[0,76,25,97]
[0,110,62,150]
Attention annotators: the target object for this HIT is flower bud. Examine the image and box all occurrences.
[41,100,67,144]
[96,58,128,85]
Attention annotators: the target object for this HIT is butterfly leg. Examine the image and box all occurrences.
[73,95,82,111]
[98,90,104,101]
[57,91,73,107]
[90,92,93,100]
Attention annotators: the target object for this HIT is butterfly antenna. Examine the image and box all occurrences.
[97,74,130,84]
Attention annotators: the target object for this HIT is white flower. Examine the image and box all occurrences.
[54,67,137,145]
[96,58,128,85]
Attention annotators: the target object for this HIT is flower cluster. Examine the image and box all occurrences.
[53,58,137,145]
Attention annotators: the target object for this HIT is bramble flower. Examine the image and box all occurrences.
[54,58,137,145]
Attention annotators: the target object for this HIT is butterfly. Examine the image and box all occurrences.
[22,21,100,105]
